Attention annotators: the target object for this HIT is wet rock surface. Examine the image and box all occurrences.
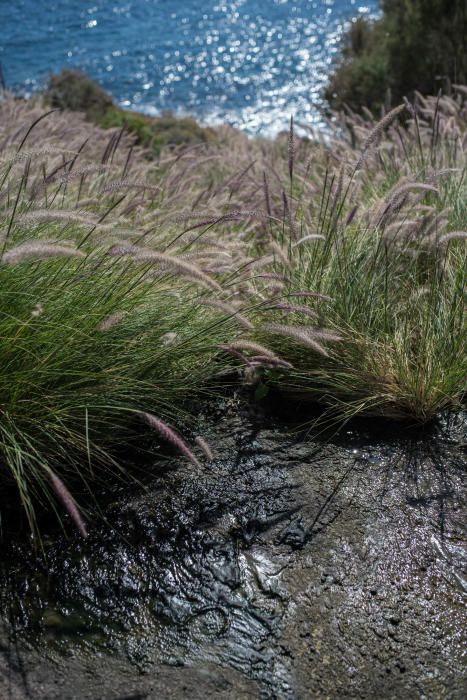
[1,403,466,699]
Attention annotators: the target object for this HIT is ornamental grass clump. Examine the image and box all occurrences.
[0,83,466,534]
[248,92,467,423]
[0,246,236,535]
[0,99,247,536]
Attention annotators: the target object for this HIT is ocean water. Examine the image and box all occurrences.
[1,0,378,135]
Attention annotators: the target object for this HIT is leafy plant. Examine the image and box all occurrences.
[326,0,467,112]
[45,69,113,121]
[99,108,216,156]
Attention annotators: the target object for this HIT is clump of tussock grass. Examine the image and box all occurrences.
[246,90,466,423]
[0,249,236,535]
[0,83,466,535]
[0,99,247,536]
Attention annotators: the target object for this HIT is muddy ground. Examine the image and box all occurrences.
[0,401,466,699]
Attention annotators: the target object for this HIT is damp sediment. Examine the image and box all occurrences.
[1,403,466,699]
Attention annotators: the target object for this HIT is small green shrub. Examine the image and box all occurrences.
[99,107,215,155]
[149,113,215,150]
[327,0,467,112]
[99,108,155,146]
[45,69,113,120]
[325,18,390,112]
[44,70,216,157]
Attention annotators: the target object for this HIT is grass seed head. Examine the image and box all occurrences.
[48,471,88,537]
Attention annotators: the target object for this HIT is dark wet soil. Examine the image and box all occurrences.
[1,400,466,699]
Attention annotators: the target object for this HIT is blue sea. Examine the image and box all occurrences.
[1,0,378,135]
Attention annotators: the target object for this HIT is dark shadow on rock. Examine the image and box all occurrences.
[0,407,465,699]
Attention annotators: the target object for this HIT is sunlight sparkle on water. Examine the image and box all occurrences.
[0,0,379,135]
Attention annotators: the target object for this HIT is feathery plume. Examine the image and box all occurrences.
[438,231,467,245]
[256,272,290,283]
[48,471,88,537]
[293,234,325,247]
[288,115,295,181]
[383,220,419,243]
[179,209,268,234]
[218,344,251,365]
[140,412,201,468]
[263,171,272,218]
[0,147,78,165]
[244,254,275,270]
[420,207,452,243]
[182,248,231,262]
[381,183,439,221]
[264,324,342,356]
[426,168,462,182]
[376,182,438,227]
[74,197,101,208]
[289,291,333,302]
[264,323,329,356]
[204,264,232,274]
[273,302,319,320]
[173,210,221,224]
[282,191,297,239]
[308,327,343,342]
[28,165,108,196]
[100,180,162,194]
[107,245,222,292]
[228,340,281,360]
[345,205,359,227]
[58,165,108,185]
[18,209,98,226]
[355,103,406,171]
[402,96,416,117]
[270,240,291,267]
[195,436,214,461]
[330,164,345,227]
[249,355,293,369]
[2,241,84,265]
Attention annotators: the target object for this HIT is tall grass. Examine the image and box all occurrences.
[0,97,249,535]
[0,85,465,534]
[247,92,466,423]
[0,253,234,532]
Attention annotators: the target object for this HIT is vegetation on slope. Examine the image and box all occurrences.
[249,97,467,423]
[0,80,465,535]
[0,98,244,535]
[45,69,216,156]
[326,0,467,112]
